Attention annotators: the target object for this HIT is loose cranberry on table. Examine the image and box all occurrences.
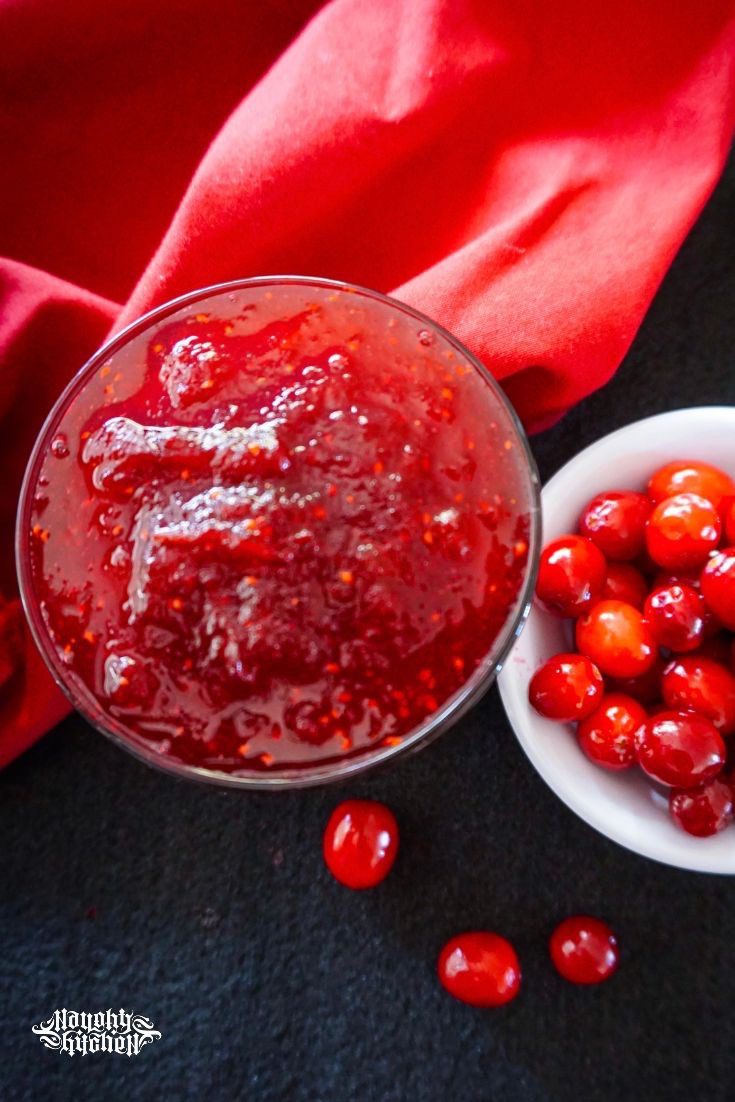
[635,711,726,788]
[669,778,734,837]
[644,583,705,653]
[437,932,521,1008]
[323,800,399,889]
[661,656,735,735]
[535,535,607,617]
[701,548,735,630]
[578,490,650,561]
[549,916,619,985]
[647,459,735,511]
[601,562,648,609]
[645,493,721,571]
[575,599,656,679]
[577,693,646,771]
[528,653,604,722]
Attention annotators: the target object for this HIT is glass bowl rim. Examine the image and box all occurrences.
[16,274,541,790]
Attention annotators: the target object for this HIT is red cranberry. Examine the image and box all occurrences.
[635,711,725,787]
[575,599,656,679]
[661,656,735,735]
[701,548,735,630]
[438,932,521,1007]
[724,499,735,545]
[634,549,662,579]
[700,601,724,641]
[577,693,646,771]
[323,800,399,889]
[578,490,650,561]
[651,572,720,642]
[601,563,648,609]
[528,653,604,722]
[669,778,734,837]
[536,535,607,618]
[648,460,735,510]
[549,916,618,985]
[692,633,731,665]
[643,583,705,653]
[653,568,702,591]
[645,493,721,571]
[611,655,666,706]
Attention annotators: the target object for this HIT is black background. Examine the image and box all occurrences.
[2,154,734,1102]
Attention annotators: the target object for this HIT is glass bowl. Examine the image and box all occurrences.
[16,276,541,789]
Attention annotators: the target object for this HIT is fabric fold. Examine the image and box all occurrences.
[1,0,734,766]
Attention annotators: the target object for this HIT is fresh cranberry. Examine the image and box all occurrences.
[661,656,735,735]
[535,535,607,618]
[575,599,656,679]
[644,583,705,653]
[692,633,732,665]
[611,655,666,705]
[323,800,399,889]
[647,460,735,510]
[549,916,619,985]
[635,711,725,787]
[700,601,723,641]
[701,548,735,630]
[438,932,521,1007]
[652,569,702,591]
[645,493,721,571]
[601,563,648,609]
[651,573,720,647]
[577,693,646,771]
[634,548,662,579]
[724,499,735,545]
[669,778,734,837]
[528,653,604,722]
[578,490,650,562]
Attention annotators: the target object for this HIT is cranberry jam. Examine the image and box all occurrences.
[20,279,537,782]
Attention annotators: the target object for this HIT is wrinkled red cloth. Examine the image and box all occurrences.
[2,0,735,768]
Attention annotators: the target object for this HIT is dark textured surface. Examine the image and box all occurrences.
[3,154,735,1102]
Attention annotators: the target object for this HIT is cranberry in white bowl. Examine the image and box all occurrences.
[498,407,735,874]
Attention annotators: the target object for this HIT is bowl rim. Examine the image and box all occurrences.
[16,274,542,790]
[498,404,735,874]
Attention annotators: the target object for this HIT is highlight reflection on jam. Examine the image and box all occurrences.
[29,284,531,774]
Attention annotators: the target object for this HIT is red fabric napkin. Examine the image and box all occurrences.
[2,0,735,768]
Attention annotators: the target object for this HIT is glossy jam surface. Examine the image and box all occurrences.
[26,283,532,776]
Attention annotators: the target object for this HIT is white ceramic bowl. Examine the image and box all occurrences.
[498,407,735,874]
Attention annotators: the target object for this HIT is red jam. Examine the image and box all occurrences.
[24,281,532,776]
